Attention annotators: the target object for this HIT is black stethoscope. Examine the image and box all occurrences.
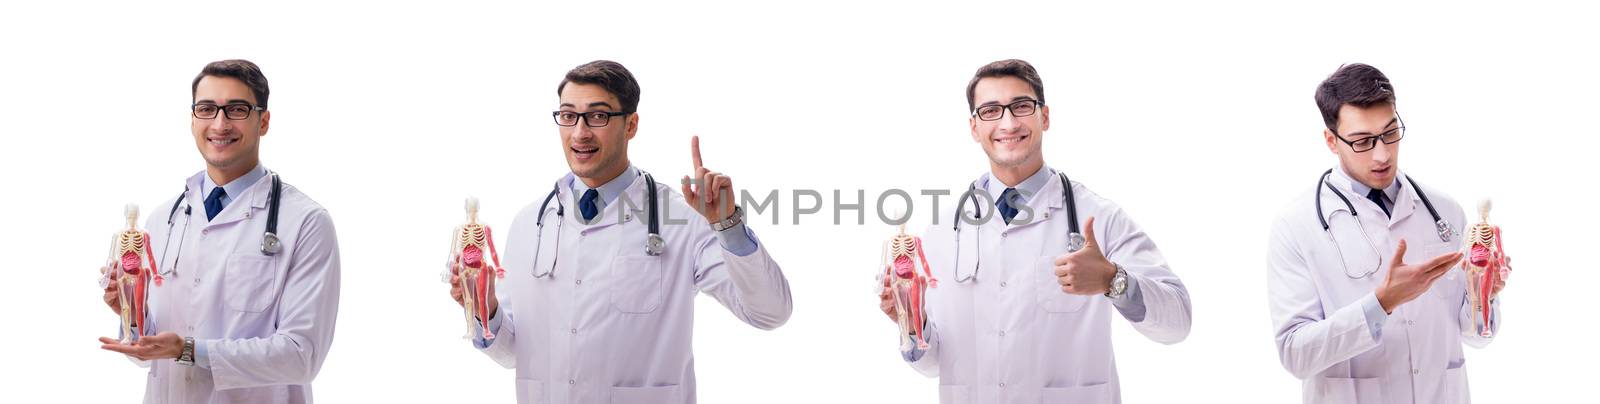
[1315,168,1451,279]
[157,172,284,278]
[530,170,663,278]
[950,171,1081,283]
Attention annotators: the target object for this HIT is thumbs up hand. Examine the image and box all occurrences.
[1053,216,1117,295]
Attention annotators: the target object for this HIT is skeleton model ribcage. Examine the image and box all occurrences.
[1462,199,1508,337]
[454,198,503,339]
[885,232,937,352]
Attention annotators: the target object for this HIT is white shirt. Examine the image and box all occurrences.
[1267,166,1499,403]
[136,168,342,403]
[905,167,1193,404]
[474,169,792,404]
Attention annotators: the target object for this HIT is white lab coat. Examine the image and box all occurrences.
[477,172,792,404]
[909,174,1192,404]
[1267,169,1497,403]
[135,171,341,403]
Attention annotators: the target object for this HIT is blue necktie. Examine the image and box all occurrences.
[204,187,228,221]
[578,189,601,221]
[996,188,1020,224]
[1365,188,1391,218]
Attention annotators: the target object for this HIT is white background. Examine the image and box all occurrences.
[2,0,1596,402]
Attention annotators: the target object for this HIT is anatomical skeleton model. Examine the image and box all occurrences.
[1463,199,1511,337]
[881,223,937,353]
[452,197,503,339]
[102,204,161,343]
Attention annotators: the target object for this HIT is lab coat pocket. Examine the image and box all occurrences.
[1440,364,1466,404]
[516,378,546,404]
[1314,376,1382,403]
[610,385,681,404]
[937,384,970,404]
[610,255,664,314]
[1041,382,1111,403]
[1035,255,1087,313]
[224,254,279,313]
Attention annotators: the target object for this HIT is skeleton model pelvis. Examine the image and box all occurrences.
[883,227,937,353]
[453,197,503,339]
[108,204,159,343]
[1462,199,1510,337]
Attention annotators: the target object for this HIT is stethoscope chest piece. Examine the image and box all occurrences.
[261,232,281,256]
[1066,232,1086,253]
[645,233,665,256]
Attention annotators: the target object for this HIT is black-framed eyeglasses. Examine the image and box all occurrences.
[973,99,1043,121]
[193,103,265,120]
[552,110,629,127]
[1332,114,1406,153]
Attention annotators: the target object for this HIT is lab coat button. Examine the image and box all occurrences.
[1412,369,1420,375]
[570,328,577,334]
[575,279,583,285]
[568,379,576,385]
[999,382,1007,388]
[999,281,1007,288]
[998,331,1006,337]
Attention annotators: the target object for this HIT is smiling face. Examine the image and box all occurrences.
[191,75,269,183]
[558,83,637,187]
[970,76,1050,182]
[1325,103,1401,189]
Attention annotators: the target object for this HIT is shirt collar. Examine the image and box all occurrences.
[201,163,268,208]
[1333,163,1400,202]
[982,164,1054,206]
[568,165,639,211]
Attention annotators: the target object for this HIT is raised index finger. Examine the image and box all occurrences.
[691,135,704,170]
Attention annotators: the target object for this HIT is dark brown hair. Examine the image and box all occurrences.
[966,59,1045,111]
[191,59,270,108]
[1315,63,1395,132]
[557,60,641,113]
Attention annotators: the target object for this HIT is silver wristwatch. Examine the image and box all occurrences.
[711,207,745,232]
[1105,263,1129,299]
[175,336,196,366]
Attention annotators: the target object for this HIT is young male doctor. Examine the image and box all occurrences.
[98,59,342,403]
[1266,63,1505,403]
[877,59,1192,404]
[445,60,792,404]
